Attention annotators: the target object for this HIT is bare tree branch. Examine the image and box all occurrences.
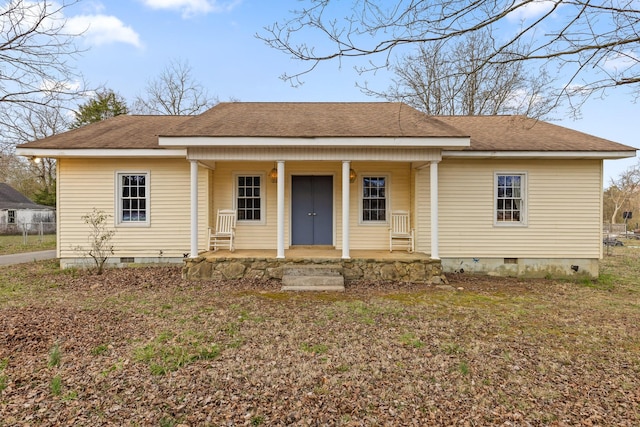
[259,0,640,109]
[0,0,85,107]
[132,59,218,115]
[360,29,558,118]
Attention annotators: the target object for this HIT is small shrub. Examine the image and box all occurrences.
[74,209,116,275]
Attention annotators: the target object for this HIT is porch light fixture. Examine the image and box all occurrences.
[269,166,278,183]
[349,168,357,183]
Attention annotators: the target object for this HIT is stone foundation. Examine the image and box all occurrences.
[183,256,447,285]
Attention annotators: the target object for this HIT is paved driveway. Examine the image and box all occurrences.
[0,250,57,266]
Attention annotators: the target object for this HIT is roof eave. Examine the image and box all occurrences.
[15,147,187,158]
[442,150,637,160]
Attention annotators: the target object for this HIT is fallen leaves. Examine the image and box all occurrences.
[0,262,639,425]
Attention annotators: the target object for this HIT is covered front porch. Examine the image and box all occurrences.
[183,248,447,285]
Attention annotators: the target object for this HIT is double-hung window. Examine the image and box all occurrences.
[236,175,263,222]
[117,173,149,225]
[495,173,526,226]
[362,176,387,222]
[7,210,16,224]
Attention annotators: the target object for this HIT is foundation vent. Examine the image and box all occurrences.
[504,258,518,264]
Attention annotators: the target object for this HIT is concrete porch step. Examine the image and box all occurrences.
[281,264,345,291]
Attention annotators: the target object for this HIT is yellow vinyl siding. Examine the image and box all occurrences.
[350,162,412,250]
[438,159,603,258]
[58,158,207,258]
[212,162,279,250]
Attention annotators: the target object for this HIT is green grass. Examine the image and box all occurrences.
[0,358,8,392]
[300,342,329,355]
[48,343,61,368]
[50,375,62,396]
[0,234,56,255]
[134,331,220,375]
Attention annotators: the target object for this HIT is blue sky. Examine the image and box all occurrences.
[62,0,638,183]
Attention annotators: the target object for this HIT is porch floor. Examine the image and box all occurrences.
[198,248,432,261]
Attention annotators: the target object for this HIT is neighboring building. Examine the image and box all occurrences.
[0,183,55,234]
[15,102,636,278]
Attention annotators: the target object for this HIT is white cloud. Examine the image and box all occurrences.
[141,0,241,18]
[603,51,639,73]
[66,14,142,48]
[506,1,556,22]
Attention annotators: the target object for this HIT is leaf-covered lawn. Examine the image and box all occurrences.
[0,248,639,426]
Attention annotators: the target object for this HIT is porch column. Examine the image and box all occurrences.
[190,160,198,258]
[430,160,440,260]
[342,161,351,259]
[276,160,285,259]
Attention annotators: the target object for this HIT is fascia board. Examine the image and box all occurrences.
[442,150,637,160]
[158,136,471,149]
[15,148,187,158]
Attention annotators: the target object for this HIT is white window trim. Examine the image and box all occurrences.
[494,171,527,227]
[7,210,16,224]
[115,171,150,227]
[233,172,266,225]
[358,173,390,226]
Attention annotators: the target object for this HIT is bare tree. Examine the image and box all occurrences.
[0,0,85,113]
[360,30,556,117]
[0,98,70,205]
[133,59,217,115]
[260,1,640,111]
[605,163,640,225]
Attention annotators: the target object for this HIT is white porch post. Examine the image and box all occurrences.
[430,160,440,260]
[276,160,285,259]
[190,160,199,258]
[342,161,351,259]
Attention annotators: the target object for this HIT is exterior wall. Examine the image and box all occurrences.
[57,156,605,279]
[57,158,208,263]
[210,161,413,251]
[435,158,603,277]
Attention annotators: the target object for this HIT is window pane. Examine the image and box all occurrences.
[237,175,262,221]
[120,173,148,223]
[362,176,387,222]
[496,174,523,224]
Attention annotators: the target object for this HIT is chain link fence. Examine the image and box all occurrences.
[0,222,56,244]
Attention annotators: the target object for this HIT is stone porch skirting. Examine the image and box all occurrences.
[183,255,447,284]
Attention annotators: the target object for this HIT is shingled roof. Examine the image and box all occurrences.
[436,115,635,152]
[18,115,191,149]
[0,183,52,210]
[161,102,465,138]
[16,102,636,154]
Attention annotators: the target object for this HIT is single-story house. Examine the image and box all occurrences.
[0,183,55,234]
[15,102,636,280]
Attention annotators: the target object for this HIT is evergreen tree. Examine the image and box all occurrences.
[71,90,128,129]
